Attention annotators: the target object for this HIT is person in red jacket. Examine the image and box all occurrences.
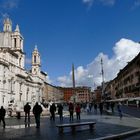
[76,103,81,120]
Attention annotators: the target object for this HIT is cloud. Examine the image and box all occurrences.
[0,13,9,18]
[132,0,140,9]
[46,75,52,84]
[82,0,115,8]
[57,38,140,89]
[82,0,94,8]
[0,0,19,10]
[25,58,32,65]
[83,0,94,5]
[100,0,115,6]
[0,0,20,23]
[0,13,9,24]
[57,76,72,87]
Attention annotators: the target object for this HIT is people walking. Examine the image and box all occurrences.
[24,102,31,126]
[57,103,63,121]
[76,103,81,121]
[33,102,43,128]
[94,103,97,114]
[117,102,123,119]
[0,106,6,128]
[136,100,139,108]
[106,102,110,110]
[110,102,115,113]
[50,103,56,121]
[69,102,74,121]
[86,103,90,113]
[99,102,103,115]
[89,103,93,112]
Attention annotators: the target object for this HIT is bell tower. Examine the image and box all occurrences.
[11,24,24,68]
[2,18,25,68]
[11,24,24,51]
[31,45,41,75]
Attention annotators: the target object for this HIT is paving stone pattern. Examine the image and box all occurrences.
[0,111,139,140]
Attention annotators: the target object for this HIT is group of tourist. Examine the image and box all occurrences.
[68,102,81,121]
[24,102,43,128]
[49,102,81,122]
[0,102,43,129]
[0,101,124,129]
[0,102,83,129]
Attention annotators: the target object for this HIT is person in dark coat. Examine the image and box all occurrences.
[57,104,63,121]
[110,102,115,113]
[50,103,56,121]
[0,106,6,128]
[24,103,31,126]
[99,102,103,115]
[94,103,97,114]
[117,102,123,119]
[33,102,43,128]
[69,102,74,121]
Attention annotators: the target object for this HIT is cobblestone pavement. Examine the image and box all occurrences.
[121,105,140,118]
[0,111,140,140]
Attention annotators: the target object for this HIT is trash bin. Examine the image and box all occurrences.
[16,111,21,119]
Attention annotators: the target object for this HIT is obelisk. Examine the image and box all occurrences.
[72,63,76,103]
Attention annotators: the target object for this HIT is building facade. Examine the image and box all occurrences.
[58,86,91,103]
[43,83,64,103]
[105,52,140,100]
[93,86,102,103]
[0,18,46,110]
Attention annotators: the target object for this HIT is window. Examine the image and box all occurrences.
[26,88,29,101]
[19,58,21,67]
[14,38,16,48]
[2,95,4,103]
[19,93,22,101]
[34,55,36,63]
[20,39,22,48]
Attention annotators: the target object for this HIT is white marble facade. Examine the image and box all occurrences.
[0,18,46,111]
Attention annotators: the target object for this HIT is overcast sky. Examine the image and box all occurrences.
[0,0,140,89]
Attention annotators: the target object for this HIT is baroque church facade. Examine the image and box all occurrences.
[0,18,46,110]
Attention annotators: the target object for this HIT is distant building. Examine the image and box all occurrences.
[58,86,91,103]
[43,83,64,103]
[104,80,115,99]
[0,18,46,110]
